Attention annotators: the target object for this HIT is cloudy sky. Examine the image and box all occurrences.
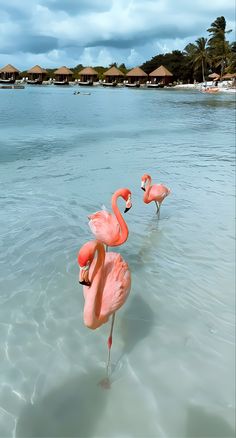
[0,0,235,69]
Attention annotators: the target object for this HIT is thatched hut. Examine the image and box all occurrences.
[54,66,73,84]
[125,66,147,84]
[78,67,98,84]
[27,65,48,84]
[0,64,20,83]
[149,65,173,85]
[103,66,124,84]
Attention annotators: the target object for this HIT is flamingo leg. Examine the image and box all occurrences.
[106,313,116,377]
[155,201,160,215]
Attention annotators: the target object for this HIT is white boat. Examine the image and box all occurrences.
[27,78,42,85]
[0,78,15,84]
[54,80,69,86]
[125,82,140,88]
[146,83,164,89]
[102,81,117,87]
[78,81,93,86]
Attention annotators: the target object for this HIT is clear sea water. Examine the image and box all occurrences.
[0,85,235,438]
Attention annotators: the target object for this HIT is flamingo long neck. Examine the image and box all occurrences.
[111,190,129,245]
[86,242,105,325]
[144,175,152,202]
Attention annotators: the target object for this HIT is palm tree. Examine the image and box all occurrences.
[184,38,209,82]
[207,16,232,76]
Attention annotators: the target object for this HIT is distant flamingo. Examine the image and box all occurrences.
[141,173,171,217]
[78,240,131,378]
[88,188,132,247]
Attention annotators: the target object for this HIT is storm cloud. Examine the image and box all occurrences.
[0,0,234,69]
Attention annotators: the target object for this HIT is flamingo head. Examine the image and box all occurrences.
[141,174,151,191]
[78,241,97,286]
[122,188,132,213]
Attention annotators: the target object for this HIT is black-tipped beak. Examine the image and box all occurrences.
[124,206,131,213]
[79,280,91,287]
[141,187,146,191]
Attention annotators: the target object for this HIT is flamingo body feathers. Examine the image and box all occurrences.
[88,211,121,246]
[83,252,131,329]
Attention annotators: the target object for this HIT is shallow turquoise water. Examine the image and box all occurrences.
[0,85,235,437]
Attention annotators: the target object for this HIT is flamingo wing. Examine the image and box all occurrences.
[100,253,131,317]
[88,210,120,246]
[149,184,170,202]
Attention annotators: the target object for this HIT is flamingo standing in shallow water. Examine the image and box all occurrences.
[141,173,171,217]
[88,188,132,248]
[78,240,131,378]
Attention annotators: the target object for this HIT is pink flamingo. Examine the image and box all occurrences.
[88,188,132,248]
[78,240,131,378]
[141,173,171,217]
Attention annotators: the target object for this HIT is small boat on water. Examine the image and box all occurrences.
[146,83,164,89]
[78,81,93,86]
[27,78,42,85]
[0,78,15,84]
[73,91,91,95]
[54,80,69,86]
[125,82,140,88]
[102,81,117,87]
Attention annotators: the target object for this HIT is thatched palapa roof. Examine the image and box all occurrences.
[79,67,98,75]
[104,66,124,76]
[208,73,220,79]
[27,65,47,74]
[150,65,173,77]
[221,73,236,79]
[0,64,20,73]
[126,67,147,77]
[54,66,73,75]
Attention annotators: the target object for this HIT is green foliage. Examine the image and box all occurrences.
[118,63,128,74]
[184,37,210,82]
[93,66,107,79]
[141,50,191,82]
[141,16,235,82]
[207,16,232,75]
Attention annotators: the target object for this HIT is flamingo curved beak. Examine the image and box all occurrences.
[124,206,131,213]
[124,195,132,213]
[79,279,91,286]
[79,266,91,287]
[141,181,146,191]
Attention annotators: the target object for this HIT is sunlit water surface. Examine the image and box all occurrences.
[0,86,235,437]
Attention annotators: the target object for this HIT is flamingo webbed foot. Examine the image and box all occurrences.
[98,377,111,390]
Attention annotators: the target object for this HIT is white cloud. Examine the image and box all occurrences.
[127,49,142,66]
[0,0,235,69]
